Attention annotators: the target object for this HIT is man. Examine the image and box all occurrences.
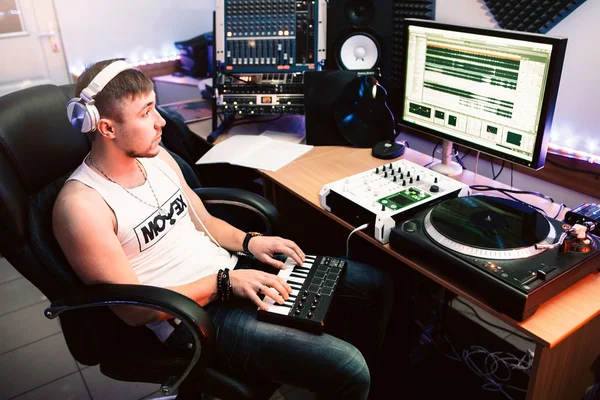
[53,59,393,399]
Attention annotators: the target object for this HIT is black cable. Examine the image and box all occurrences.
[432,143,440,160]
[456,155,467,170]
[492,161,505,180]
[469,185,551,216]
[510,163,514,188]
[455,299,536,343]
[547,158,600,178]
[469,185,554,203]
[553,203,566,219]
[454,149,470,170]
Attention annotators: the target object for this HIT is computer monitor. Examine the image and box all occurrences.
[399,19,567,175]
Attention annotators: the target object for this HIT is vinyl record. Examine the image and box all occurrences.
[333,75,394,147]
[429,196,550,250]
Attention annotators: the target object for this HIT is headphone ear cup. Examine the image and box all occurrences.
[67,98,98,133]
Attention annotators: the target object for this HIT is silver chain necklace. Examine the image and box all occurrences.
[87,154,171,219]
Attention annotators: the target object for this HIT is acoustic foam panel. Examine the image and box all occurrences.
[483,0,588,33]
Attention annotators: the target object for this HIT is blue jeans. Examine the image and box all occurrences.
[204,256,394,399]
[206,260,393,399]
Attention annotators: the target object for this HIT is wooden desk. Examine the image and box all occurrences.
[186,117,600,399]
[260,146,600,400]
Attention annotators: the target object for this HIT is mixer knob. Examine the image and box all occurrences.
[403,180,407,186]
[375,167,379,174]
[416,175,420,181]
[389,163,393,169]
[384,172,388,178]
[393,176,397,182]
[434,177,438,184]
[407,171,411,178]
[430,185,440,193]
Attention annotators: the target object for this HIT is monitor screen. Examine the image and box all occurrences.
[399,19,567,170]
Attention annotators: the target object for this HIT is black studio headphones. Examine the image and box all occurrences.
[66,60,133,133]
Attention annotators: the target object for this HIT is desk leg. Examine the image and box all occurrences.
[527,314,600,400]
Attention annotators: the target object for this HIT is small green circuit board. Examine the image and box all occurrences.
[377,187,431,210]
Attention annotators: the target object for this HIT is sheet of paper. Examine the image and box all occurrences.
[196,135,313,171]
[259,129,306,144]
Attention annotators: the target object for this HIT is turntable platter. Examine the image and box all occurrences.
[424,196,557,259]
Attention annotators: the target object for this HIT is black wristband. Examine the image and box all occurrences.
[243,232,263,253]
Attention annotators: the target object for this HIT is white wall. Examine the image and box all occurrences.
[54,0,215,74]
[435,0,600,160]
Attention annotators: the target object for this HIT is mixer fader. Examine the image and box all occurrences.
[319,159,470,243]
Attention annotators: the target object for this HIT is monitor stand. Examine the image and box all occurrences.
[429,140,463,177]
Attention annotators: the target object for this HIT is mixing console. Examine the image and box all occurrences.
[319,159,470,243]
[215,0,327,72]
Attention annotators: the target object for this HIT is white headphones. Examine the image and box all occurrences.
[66,60,134,133]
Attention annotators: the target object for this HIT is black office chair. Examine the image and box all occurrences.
[0,84,280,399]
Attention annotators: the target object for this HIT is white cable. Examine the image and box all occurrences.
[346,223,369,258]
[153,158,222,248]
[460,345,531,399]
[181,189,222,248]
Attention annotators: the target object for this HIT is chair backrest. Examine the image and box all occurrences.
[0,84,144,365]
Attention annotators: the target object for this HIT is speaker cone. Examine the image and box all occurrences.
[338,33,380,70]
[344,0,376,27]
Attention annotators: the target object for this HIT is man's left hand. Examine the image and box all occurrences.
[248,236,305,269]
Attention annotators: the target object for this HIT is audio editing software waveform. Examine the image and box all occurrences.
[215,0,326,72]
[425,45,519,90]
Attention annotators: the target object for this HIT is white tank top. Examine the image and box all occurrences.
[67,155,237,288]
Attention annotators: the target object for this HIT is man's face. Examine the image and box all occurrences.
[112,90,166,158]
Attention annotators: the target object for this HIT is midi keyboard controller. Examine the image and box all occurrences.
[319,159,470,244]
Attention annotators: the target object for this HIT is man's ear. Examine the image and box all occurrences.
[96,118,116,139]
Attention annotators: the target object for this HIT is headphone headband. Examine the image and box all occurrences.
[67,60,135,133]
[79,60,134,104]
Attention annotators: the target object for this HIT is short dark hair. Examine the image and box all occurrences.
[75,58,154,123]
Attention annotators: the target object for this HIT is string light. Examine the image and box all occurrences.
[70,55,181,78]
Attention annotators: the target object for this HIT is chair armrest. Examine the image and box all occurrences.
[194,188,279,235]
[44,283,213,396]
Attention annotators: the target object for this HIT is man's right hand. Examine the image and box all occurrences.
[229,269,293,310]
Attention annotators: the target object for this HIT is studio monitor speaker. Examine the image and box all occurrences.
[326,0,435,85]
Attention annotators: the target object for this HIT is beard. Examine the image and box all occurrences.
[125,146,160,158]
[124,136,161,158]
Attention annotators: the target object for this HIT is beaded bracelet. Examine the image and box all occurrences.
[217,269,224,300]
[217,268,233,301]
